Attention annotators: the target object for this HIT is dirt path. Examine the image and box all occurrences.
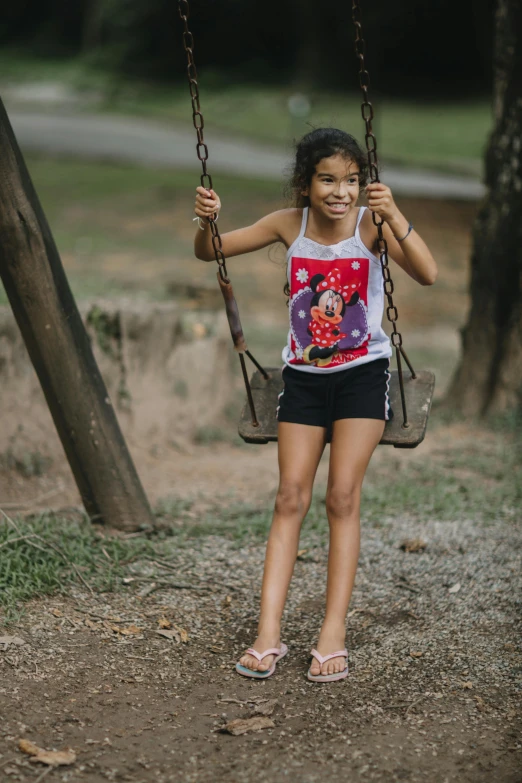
[6,108,484,199]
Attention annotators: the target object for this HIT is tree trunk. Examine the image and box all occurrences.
[0,98,154,531]
[448,0,522,415]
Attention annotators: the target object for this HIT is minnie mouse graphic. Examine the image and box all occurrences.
[303,268,361,366]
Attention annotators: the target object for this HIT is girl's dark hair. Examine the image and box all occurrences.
[287,128,368,208]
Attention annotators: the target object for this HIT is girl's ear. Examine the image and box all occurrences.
[301,187,309,197]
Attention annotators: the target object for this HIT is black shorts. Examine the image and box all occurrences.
[277,358,392,440]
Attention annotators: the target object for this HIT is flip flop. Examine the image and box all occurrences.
[235,643,289,679]
[307,648,349,682]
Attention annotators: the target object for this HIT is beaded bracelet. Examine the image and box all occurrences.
[396,222,413,242]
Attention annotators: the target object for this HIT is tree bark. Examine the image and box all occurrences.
[448,0,522,415]
[0,98,154,531]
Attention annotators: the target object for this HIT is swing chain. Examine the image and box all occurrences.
[351,0,416,426]
[178,0,229,283]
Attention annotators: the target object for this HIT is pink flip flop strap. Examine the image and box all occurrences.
[245,646,283,662]
[310,648,348,665]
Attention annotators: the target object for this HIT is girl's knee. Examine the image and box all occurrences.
[274,482,311,518]
[326,486,360,520]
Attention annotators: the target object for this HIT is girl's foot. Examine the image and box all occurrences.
[238,632,281,673]
[309,624,347,677]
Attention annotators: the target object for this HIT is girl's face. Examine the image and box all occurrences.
[302,154,360,221]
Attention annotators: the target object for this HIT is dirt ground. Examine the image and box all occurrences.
[1,421,521,783]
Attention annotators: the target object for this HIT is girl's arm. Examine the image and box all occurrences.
[194,186,297,261]
[361,183,438,286]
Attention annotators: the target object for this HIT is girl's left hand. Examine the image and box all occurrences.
[365,182,399,223]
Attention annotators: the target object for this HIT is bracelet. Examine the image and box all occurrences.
[193,213,219,231]
[395,222,413,242]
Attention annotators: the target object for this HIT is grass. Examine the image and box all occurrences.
[0,156,282,306]
[0,52,491,174]
[2,420,519,623]
[0,513,154,624]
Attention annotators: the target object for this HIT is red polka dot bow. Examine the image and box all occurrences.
[317,268,359,297]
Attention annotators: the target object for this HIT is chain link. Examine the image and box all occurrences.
[351,0,405,356]
[178,0,229,282]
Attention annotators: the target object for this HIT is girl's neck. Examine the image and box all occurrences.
[305,206,360,245]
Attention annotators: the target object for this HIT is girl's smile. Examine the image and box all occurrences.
[303,154,360,222]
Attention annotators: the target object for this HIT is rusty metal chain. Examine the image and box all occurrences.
[178,0,229,283]
[351,0,415,425]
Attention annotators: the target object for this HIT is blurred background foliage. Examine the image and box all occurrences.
[1,0,494,97]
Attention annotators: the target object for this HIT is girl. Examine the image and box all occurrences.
[194,128,437,683]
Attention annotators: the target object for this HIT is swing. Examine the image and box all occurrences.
[178,0,435,449]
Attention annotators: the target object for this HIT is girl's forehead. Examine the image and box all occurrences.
[315,154,359,177]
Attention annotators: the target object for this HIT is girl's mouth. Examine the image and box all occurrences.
[326,202,349,213]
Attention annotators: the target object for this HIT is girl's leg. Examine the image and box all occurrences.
[309,417,385,677]
[239,422,326,672]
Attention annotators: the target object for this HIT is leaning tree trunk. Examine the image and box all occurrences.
[0,98,154,532]
[448,0,522,415]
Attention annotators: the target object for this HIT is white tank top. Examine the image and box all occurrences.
[282,206,392,373]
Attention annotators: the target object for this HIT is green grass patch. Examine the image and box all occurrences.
[0,514,153,624]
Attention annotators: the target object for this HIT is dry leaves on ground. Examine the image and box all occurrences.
[220,717,275,736]
[400,538,427,553]
[0,635,26,647]
[19,739,76,766]
[155,625,188,643]
[250,699,278,717]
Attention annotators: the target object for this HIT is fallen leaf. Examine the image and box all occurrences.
[400,538,427,553]
[0,635,26,647]
[158,617,171,629]
[251,699,278,716]
[297,549,308,559]
[19,739,76,766]
[220,716,274,735]
[172,623,189,643]
[111,624,142,636]
[448,582,461,594]
[474,695,486,712]
[19,740,40,755]
[410,650,423,658]
[155,629,181,643]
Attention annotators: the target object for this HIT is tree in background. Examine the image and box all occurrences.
[1,0,493,96]
[448,0,521,415]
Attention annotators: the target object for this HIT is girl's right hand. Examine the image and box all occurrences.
[195,186,221,223]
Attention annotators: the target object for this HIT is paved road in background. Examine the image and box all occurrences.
[8,108,484,201]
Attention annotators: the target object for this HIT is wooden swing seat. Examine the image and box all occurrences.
[239,368,435,448]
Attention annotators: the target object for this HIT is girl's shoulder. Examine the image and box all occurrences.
[267,207,303,248]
